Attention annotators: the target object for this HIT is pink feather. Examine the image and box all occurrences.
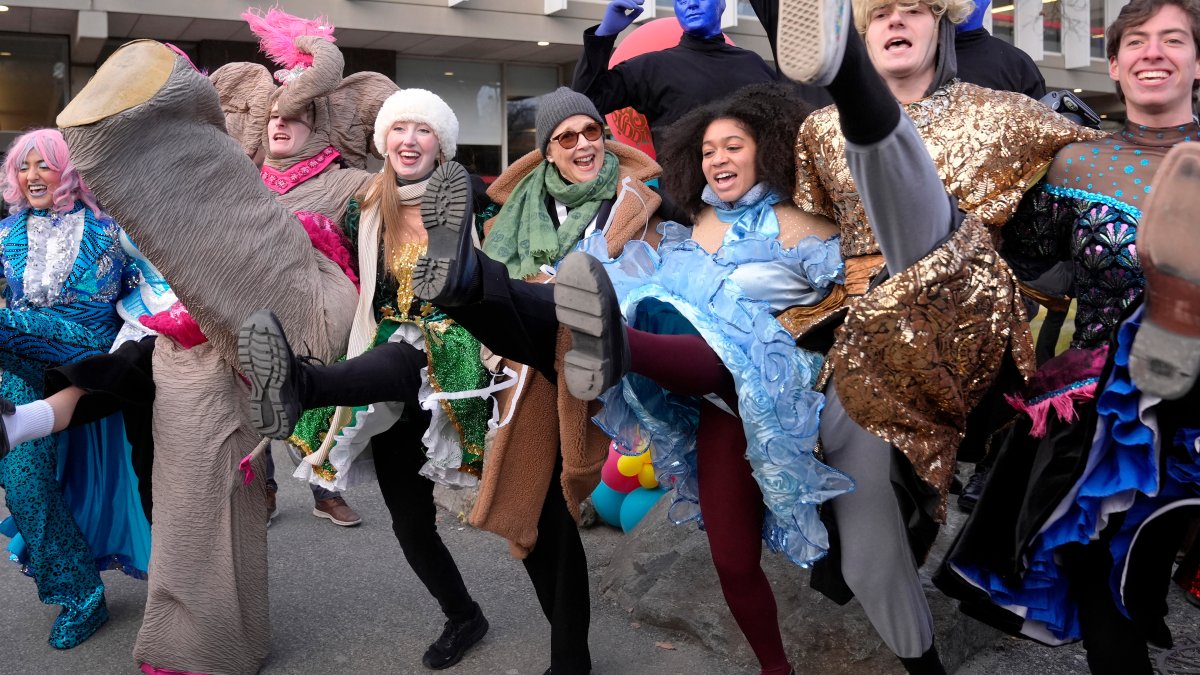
[1005,381,1098,438]
[242,6,335,69]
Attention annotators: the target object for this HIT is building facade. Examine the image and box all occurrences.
[1,0,1134,175]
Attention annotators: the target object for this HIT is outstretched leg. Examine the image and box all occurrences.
[238,310,424,439]
[1129,142,1200,399]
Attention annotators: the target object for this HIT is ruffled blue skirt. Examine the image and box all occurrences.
[577,232,854,567]
[951,305,1200,642]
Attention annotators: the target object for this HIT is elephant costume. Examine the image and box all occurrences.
[57,40,358,674]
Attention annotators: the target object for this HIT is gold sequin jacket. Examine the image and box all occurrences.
[795,81,1107,259]
[795,81,1089,518]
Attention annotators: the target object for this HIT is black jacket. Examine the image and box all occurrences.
[954,28,1046,99]
[571,27,779,148]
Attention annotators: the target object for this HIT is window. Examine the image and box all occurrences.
[396,58,502,177]
[0,33,70,133]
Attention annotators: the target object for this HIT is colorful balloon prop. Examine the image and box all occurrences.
[601,451,641,494]
[592,439,665,530]
[591,481,627,527]
[605,18,735,159]
[619,486,668,533]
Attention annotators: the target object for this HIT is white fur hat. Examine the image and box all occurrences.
[373,88,459,161]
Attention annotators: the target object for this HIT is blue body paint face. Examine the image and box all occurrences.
[675,0,726,39]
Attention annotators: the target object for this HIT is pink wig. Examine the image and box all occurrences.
[2,128,101,215]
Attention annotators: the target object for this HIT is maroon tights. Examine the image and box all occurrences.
[627,327,791,675]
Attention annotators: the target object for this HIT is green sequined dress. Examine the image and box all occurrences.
[289,198,492,489]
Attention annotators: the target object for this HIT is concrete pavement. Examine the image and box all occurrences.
[1,444,1197,674]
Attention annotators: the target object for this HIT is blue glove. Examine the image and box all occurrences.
[597,0,645,36]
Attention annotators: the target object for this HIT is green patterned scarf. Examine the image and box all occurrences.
[483,150,619,278]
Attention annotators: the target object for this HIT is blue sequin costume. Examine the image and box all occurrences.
[584,185,855,567]
[0,203,150,649]
[948,122,1200,643]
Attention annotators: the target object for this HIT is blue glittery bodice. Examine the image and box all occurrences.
[1003,122,1198,349]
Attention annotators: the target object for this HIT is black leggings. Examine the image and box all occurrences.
[372,410,479,624]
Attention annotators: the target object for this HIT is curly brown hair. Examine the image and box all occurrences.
[658,83,816,218]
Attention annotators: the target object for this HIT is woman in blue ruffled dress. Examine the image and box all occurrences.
[556,84,855,675]
[0,128,151,649]
[408,82,853,675]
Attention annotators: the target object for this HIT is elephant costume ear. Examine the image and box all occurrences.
[208,62,275,159]
[328,72,399,169]
[242,7,342,120]
[272,35,344,120]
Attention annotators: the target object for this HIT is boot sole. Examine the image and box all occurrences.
[238,311,298,440]
[555,254,618,401]
[1130,144,1200,399]
[416,161,471,302]
[777,0,850,85]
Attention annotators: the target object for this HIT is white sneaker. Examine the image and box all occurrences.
[777,0,852,85]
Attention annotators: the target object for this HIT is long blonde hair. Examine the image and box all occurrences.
[359,159,425,278]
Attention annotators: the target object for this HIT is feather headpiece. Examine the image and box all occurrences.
[242,6,336,83]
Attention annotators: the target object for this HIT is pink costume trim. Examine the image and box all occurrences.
[241,6,335,70]
[141,301,208,349]
[140,663,203,675]
[295,210,360,290]
[239,454,256,486]
[1005,380,1100,438]
[260,146,340,195]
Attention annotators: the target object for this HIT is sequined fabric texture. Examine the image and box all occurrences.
[0,205,134,649]
[1001,122,1200,349]
[795,81,1105,258]
[828,216,1034,519]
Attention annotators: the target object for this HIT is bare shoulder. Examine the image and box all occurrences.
[773,202,838,247]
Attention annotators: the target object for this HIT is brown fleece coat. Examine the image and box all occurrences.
[470,141,661,558]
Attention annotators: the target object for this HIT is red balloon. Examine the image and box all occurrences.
[606,18,735,159]
[601,444,642,494]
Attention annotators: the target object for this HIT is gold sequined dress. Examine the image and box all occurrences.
[794,81,1101,518]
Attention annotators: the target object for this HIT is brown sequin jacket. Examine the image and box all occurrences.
[795,81,1106,258]
[795,81,1096,518]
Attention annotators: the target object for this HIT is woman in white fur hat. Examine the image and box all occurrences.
[239,87,496,671]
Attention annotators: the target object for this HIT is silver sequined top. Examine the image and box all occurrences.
[22,209,86,307]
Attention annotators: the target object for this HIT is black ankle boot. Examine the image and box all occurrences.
[554,252,630,401]
[415,161,481,306]
[238,310,307,439]
[958,461,990,512]
[899,642,947,675]
[422,603,489,670]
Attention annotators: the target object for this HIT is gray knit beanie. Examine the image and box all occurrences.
[535,87,604,155]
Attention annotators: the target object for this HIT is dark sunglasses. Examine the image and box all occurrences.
[550,123,603,149]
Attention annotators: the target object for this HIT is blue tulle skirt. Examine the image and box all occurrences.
[577,231,854,567]
[951,305,1200,642]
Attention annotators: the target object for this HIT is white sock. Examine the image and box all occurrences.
[3,400,56,447]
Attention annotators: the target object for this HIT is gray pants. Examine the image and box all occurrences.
[821,112,953,657]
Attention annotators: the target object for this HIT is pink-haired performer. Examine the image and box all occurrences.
[0,128,150,649]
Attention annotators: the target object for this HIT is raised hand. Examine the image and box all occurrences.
[597,0,645,36]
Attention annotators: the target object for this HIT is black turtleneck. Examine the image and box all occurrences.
[572,25,779,149]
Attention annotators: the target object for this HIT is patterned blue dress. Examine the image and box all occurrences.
[582,185,855,567]
[0,204,151,648]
